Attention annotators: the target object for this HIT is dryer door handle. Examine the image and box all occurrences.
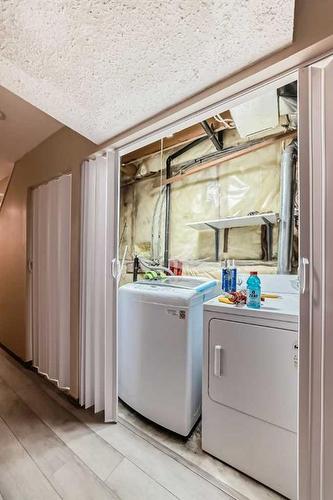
[214,345,223,377]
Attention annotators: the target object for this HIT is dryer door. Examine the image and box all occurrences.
[208,318,298,431]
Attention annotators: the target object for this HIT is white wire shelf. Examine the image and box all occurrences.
[186,212,278,231]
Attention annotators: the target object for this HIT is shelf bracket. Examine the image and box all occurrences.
[223,228,229,254]
[206,224,220,261]
[261,217,274,261]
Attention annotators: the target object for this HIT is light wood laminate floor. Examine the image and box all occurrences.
[0,347,239,500]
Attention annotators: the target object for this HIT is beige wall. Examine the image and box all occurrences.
[120,132,283,270]
[0,127,96,398]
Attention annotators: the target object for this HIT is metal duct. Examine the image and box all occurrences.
[277,139,297,274]
[200,120,223,150]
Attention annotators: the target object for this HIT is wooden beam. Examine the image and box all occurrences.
[121,113,232,165]
[121,123,207,164]
[160,130,296,186]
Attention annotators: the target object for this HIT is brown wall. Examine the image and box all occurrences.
[0,176,10,197]
[294,0,333,49]
[0,127,96,397]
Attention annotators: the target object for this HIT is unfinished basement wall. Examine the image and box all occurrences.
[0,127,96,399]
[120,128,286,282]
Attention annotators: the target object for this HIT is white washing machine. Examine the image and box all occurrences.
[202,276,299,500]
[119,276,217,436]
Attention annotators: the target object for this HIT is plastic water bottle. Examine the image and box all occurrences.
[221,260,230,292]
[230,259,237,292]
[246,272,261,309]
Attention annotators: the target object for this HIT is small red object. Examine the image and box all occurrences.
[169,260,183,276]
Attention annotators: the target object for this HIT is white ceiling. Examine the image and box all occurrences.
[0,85,62,177]
[0,1,295,144]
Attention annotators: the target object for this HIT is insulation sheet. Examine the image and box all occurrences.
[120,130,282,267]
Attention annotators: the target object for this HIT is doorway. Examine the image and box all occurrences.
[117,80,299,500]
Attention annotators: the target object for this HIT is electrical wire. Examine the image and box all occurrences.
[156,191,166,261]
[213,115,235,128]
[150,138,166,262]
[151,187,165,260]
[139,257,174,276]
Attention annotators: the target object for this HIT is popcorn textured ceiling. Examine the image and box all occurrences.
[0,1,295,144]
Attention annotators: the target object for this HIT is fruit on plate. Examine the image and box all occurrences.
[218,290,267,305]
[218,291,247,305]
[229,291,247,304]
[218,297,234,304]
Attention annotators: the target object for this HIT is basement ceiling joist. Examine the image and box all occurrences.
[0,1,295,144]
[121,116,224,165]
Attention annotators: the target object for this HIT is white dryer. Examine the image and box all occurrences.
[119,276,217,436]
[202,276,299,500]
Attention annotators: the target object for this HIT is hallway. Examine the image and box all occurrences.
[0,347,234,500]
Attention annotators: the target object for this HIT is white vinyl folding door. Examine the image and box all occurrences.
[298,56,333,500]
[79,152,119,422]
[30,174,72,389]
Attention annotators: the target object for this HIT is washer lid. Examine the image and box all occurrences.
[136,276,217,292]
[204,293,299,323]
[119,282,200,306]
